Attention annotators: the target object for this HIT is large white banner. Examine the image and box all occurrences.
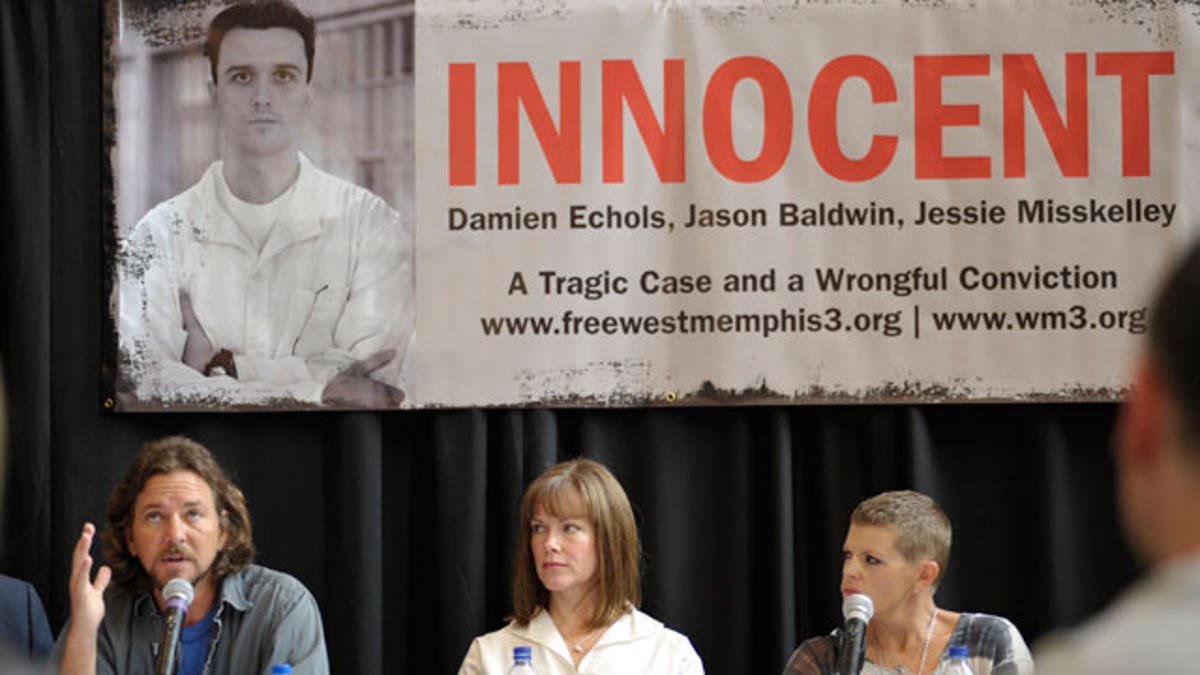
[414,0,1200,407]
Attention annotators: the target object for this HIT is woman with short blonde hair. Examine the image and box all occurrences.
[783,490,1033,675]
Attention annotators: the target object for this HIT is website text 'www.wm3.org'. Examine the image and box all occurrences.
[480,305,1147,339]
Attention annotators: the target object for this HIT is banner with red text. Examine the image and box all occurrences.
[413,0,1198,407]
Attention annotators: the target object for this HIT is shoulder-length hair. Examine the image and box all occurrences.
[101,436,256,590]
[511,458,641,628]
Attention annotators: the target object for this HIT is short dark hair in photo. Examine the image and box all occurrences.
[204,0,317,83]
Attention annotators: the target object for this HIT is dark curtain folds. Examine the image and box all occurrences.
[1,3,1139,674]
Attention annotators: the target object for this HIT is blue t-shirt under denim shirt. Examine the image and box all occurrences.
[179,603,218,675]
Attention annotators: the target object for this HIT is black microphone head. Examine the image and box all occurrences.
[842,593,874,624]
[162,578,195,607]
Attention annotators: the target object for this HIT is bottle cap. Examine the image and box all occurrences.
[271,665,293,674]
[513,645,532,661]
[948,645,969,658]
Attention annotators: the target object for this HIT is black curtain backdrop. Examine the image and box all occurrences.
[0,2,1141,674]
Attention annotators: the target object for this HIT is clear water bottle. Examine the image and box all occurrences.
[509,645,535,674]
[938,645,975,675]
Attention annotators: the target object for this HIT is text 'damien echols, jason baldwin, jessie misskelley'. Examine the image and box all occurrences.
[445,196,1177,233]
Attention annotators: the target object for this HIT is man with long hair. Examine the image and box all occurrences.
[52,436,328,674]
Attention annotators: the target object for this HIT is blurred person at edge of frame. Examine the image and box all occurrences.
[458,458,705,674]
[0,365,45,674]
[1036,240,1200,672]
[117,0,412,409]
[782,490,1034,675]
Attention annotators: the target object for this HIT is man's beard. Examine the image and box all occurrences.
[148,544,217,591]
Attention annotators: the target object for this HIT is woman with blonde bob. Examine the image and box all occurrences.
[458,458,704,674]
[783,490,1033,675]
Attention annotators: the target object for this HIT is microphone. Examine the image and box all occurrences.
[835,593,874,675]
[155,578,194,675]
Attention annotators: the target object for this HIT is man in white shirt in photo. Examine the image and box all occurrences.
[118,0,412,409]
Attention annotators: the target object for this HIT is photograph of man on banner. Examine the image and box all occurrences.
[113,0,414,410]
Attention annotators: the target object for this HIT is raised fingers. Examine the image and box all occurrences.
[92,564,112,593]
[70,523,97,582]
